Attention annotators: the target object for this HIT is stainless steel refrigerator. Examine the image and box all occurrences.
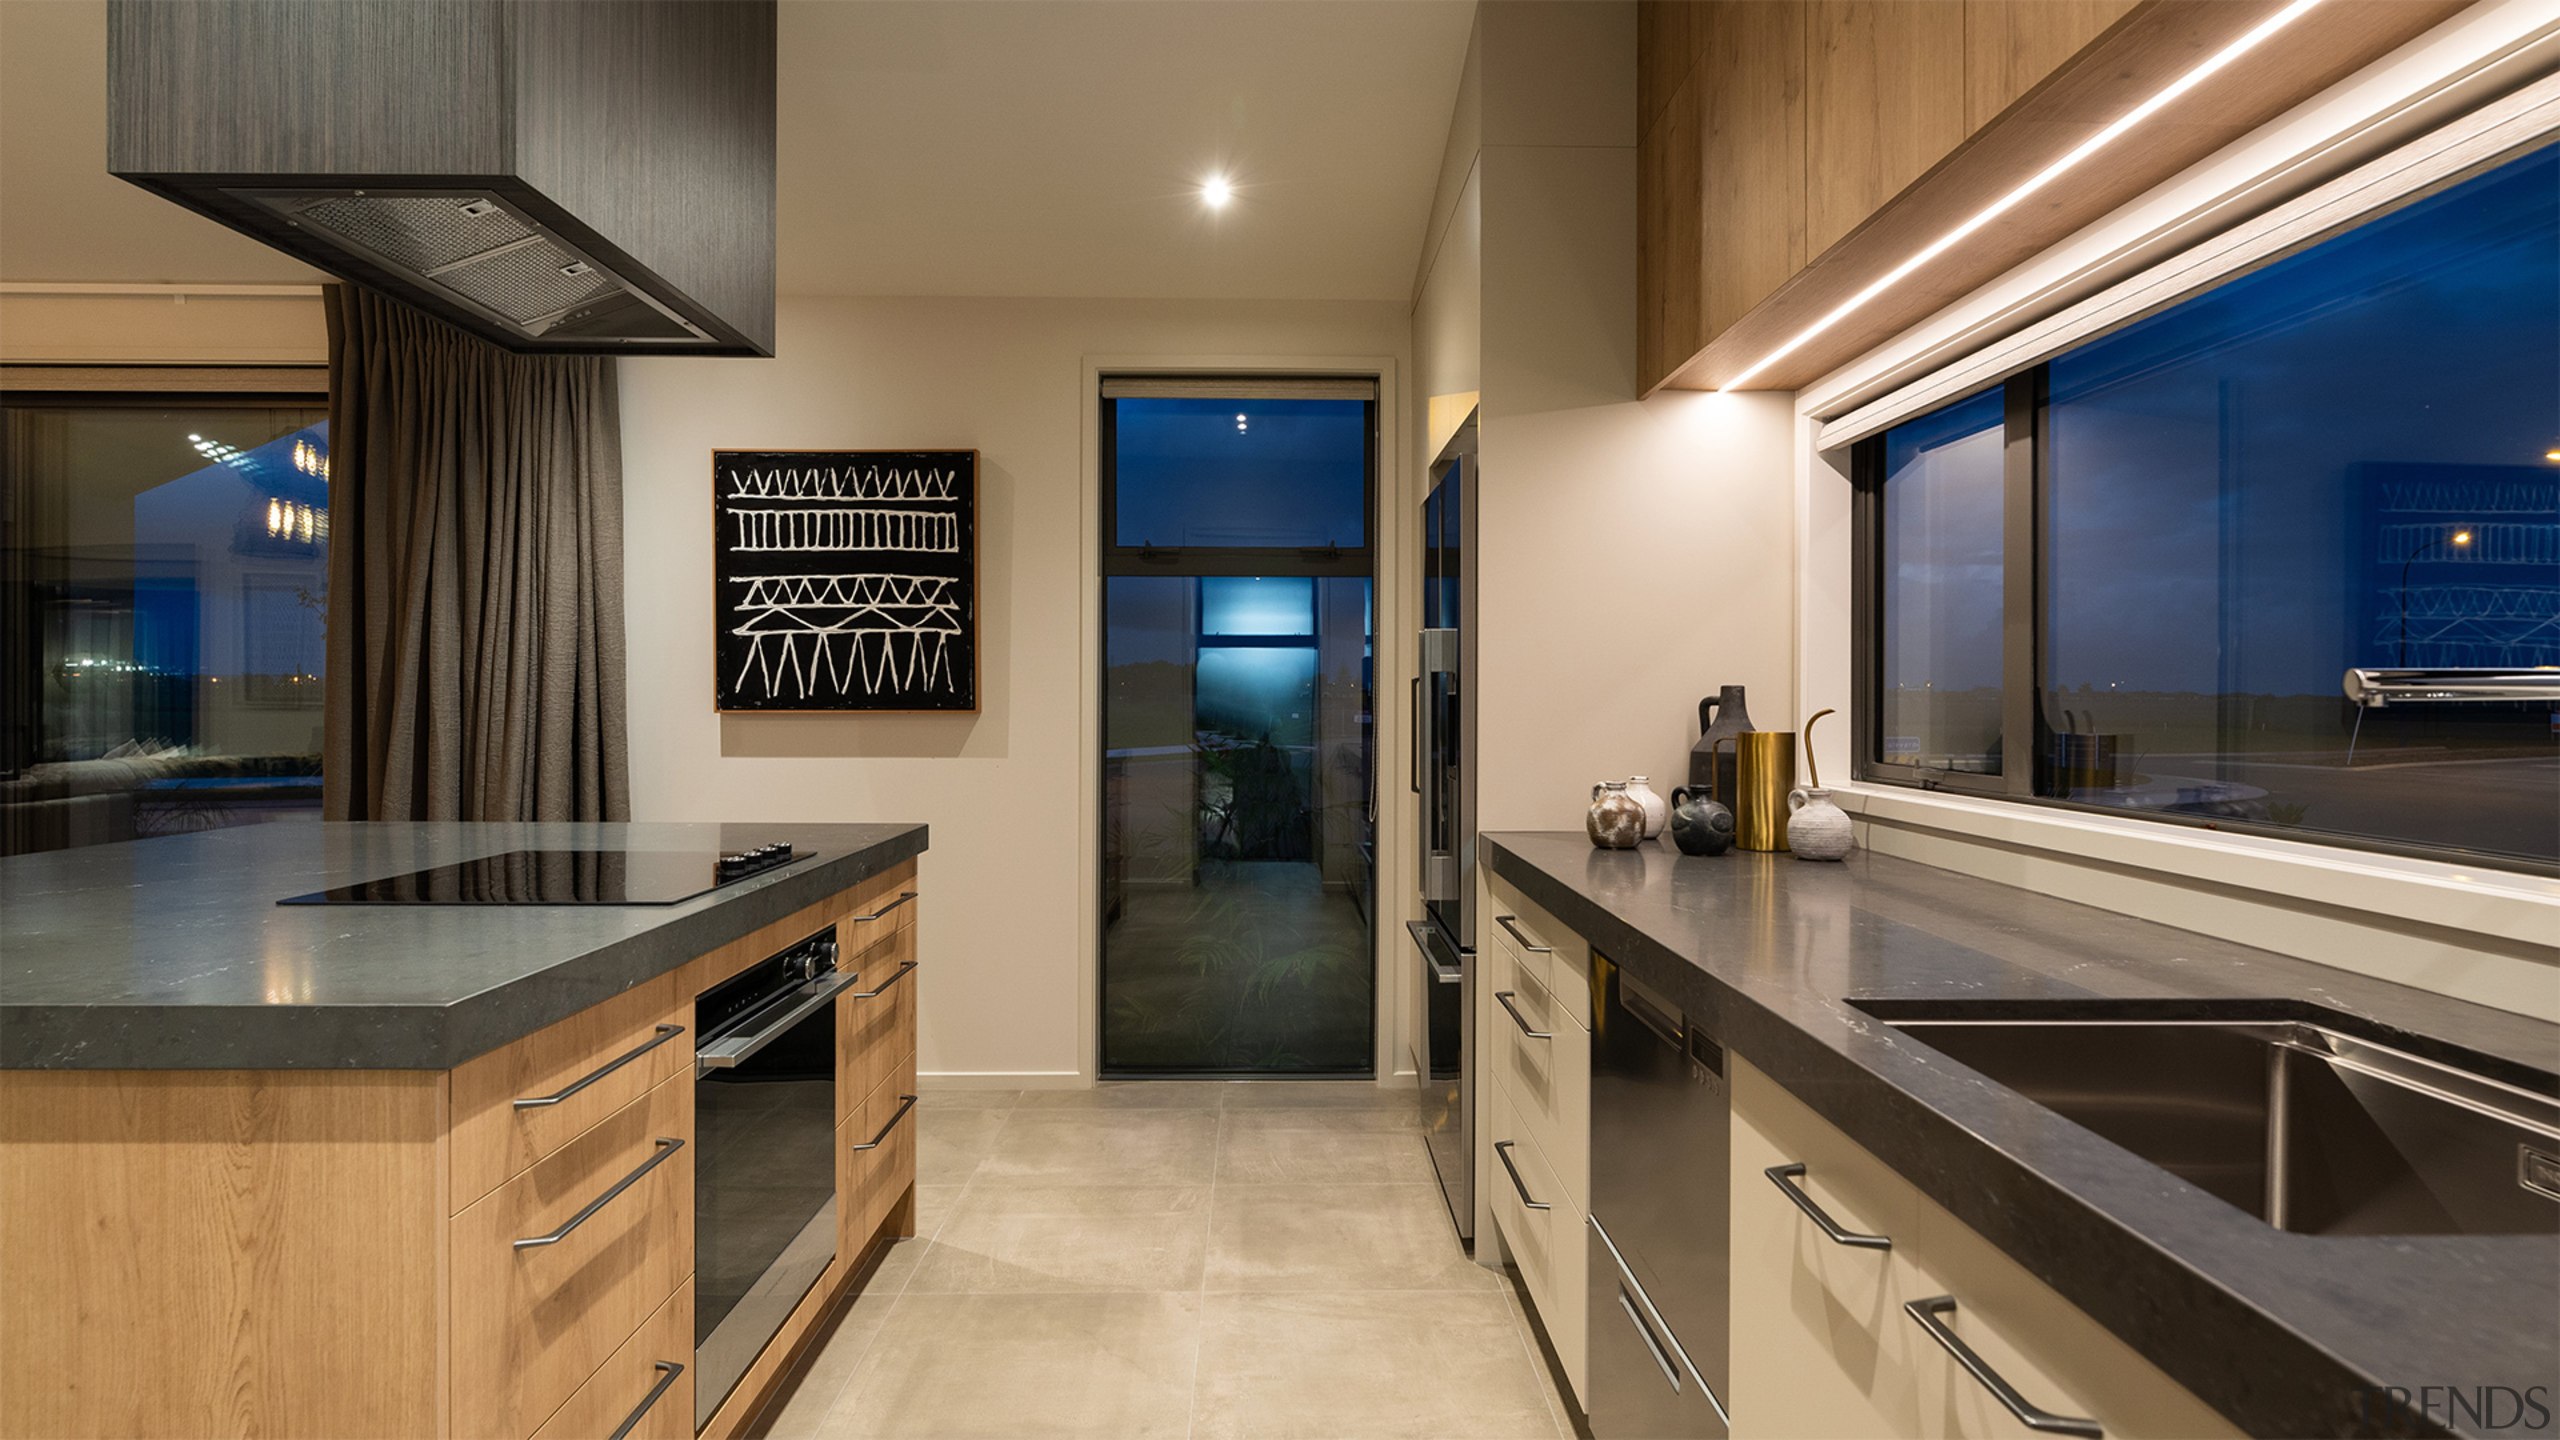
[1411,416,1477,1240]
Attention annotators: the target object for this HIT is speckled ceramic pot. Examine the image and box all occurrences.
[1587,782,1645,849]
[1786,786,1854,861]
[1623,776,1668,839]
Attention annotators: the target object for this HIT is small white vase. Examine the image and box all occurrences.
[1786,787,1854,861]
[1623,776,1668,840]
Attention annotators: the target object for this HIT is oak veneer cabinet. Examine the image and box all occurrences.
[0,860,921,1440]
[1482,870,1596,1404]
[1728,1056,2240,1440]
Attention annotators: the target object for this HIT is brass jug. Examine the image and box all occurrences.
[1734,731,1796,852]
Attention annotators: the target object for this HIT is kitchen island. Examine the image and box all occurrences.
[1482,832,2559,1440]
[0,821,927,1440]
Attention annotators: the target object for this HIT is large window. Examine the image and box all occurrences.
[2,392,332,855]
[1858,143,2558,870]
[1099,381,1378,1076]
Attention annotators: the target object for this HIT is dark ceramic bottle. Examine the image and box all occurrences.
[1688,685,1755,806]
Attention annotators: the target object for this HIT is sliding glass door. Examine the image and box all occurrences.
[1099,381,1377,1076]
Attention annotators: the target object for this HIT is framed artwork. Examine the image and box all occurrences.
[712,449,979,713]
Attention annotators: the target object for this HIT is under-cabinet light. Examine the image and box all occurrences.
[1718,0,2329,392]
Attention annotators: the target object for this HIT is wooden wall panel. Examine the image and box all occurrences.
[1807,2,1970,258]
[0,1070,448,1439]
[1964,0,2146,131]
[1701,1,1809,340]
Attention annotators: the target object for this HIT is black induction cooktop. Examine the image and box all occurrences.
[278,843,805,906]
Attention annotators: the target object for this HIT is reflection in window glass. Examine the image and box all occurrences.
[1110,398,1367,549]
[1199,576,1314,636]
[1880,387,2005,773]
[3,401,332,855]
[2043,146,2558,864]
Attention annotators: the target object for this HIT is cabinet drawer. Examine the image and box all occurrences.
[452,1071,693,1440]
[1487,875,1592,1029]
[529,1285,692,1440]
[1487,1088,1589,1402]
[835,869,919,963]
[449,972,687,1212]
[1487,953,1589,1211]
[837,921,919,1123]
[842,1050,918,1253]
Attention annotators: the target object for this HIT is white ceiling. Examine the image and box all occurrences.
[0,0,1475,303]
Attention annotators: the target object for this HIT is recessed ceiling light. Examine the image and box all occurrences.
[1719,0,2328,391]
[1201,175,1233,210]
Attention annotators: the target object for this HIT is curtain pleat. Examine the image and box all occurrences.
[322,285,629,823]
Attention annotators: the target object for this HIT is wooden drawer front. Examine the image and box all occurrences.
[453,1072,693,1440]
[1487,876,1592,1029]
[842,1051,919,1253]
[1487,1088,1590,1401]
[834,868,919,964]
[1488,959,1589,1212]
[837,921,919,1122]
[450,972,687,1212]
[529,1285,693,1440]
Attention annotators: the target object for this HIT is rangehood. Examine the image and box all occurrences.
[107,0,777,356]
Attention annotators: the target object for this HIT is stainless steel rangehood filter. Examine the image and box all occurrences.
[108,0,776,356]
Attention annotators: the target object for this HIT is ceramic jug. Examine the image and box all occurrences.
[1786,788,1854,860]
[1623,776,1668,840]
[1688,685,1755,807]
[1587,782,1645,850]
[1669,785,1735,856]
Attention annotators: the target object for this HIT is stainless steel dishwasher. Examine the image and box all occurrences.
[1586,953,1730,1438]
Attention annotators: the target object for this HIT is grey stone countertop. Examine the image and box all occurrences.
[1483,832,2560,1440]
[1,821,926,1070]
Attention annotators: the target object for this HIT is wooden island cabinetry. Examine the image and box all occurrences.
[0,859,921,1440]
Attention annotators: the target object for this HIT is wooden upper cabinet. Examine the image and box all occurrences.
[1964,0,2145,131]
[1806,2,1968,259]
[1700,2,1810,341]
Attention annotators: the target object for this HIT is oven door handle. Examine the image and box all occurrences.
[696,971,861,1072]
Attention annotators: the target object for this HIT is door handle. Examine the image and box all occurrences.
[849,891,916,923]
[606,1361,684,1440]
[696,970,861,1072]
[513,1024,684,1109]
[1906,1296,2103,1437]
[1410,675,1422,796]
[1493,914,1551,954]
[1494,990,1551,1040]
[848,961,917,1001]
[1618,1287,1683,1391]
[514,1138,684,1249]
[1766,1163,1892,1248]
[1493,1140,1550,1211]
[849,1094,918,1152]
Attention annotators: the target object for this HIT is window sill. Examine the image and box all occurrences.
[1841,783,2560,954]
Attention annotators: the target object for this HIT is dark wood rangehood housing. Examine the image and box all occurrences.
[106,0,777,356]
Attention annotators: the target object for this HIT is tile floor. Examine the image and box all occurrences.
[756,1082,1574,1440]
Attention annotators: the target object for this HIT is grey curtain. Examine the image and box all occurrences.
[322,285,629,822]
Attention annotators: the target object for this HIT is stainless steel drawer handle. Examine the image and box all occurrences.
[513,1024,685,1109]
[1493,914,1553,954]
[514,1137,684,1250]
[849,960,918,1001]
[1905,1296,2103,1438]
[1766,1163,1892,1249]
[850,891,917,923]
[1493,1140,1551,1211]
[1494,990,1552,1040]
[1618,1287,1683,1391]
[848,1094,918,1152]
[607,1361,684,1440]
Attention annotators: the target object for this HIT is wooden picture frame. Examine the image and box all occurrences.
[711,449,980,713]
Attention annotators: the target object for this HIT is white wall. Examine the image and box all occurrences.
[620,295,1409,1083]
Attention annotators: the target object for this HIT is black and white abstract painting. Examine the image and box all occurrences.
[713,450,978,712]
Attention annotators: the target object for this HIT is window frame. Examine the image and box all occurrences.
[1097,389,1378,579]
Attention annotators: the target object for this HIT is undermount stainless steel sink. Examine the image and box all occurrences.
[1878,1015,2560,1237]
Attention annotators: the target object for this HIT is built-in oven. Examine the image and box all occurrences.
[694,925,853,1429]
[1413,415,1477,1240]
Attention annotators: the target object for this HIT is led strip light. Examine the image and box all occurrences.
[1719,0,2331,391]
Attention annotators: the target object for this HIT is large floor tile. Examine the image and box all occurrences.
[913,1106,1010,1186]
[908,1185,1210,1293]
[1205,1182,1490,1293]
[759,1239,925,1438]
[1215,1119,1435,1184]
[1218,1104,1421,1136]
[819,1291,1200,1439]
[1013,1080,1229,1110]
[909,1183,965,1242]
[916,1088,1020,1112]
[1190,1291,1561,1439]
[976,1109,1219,1187]
[1221,1079,1415,1110]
